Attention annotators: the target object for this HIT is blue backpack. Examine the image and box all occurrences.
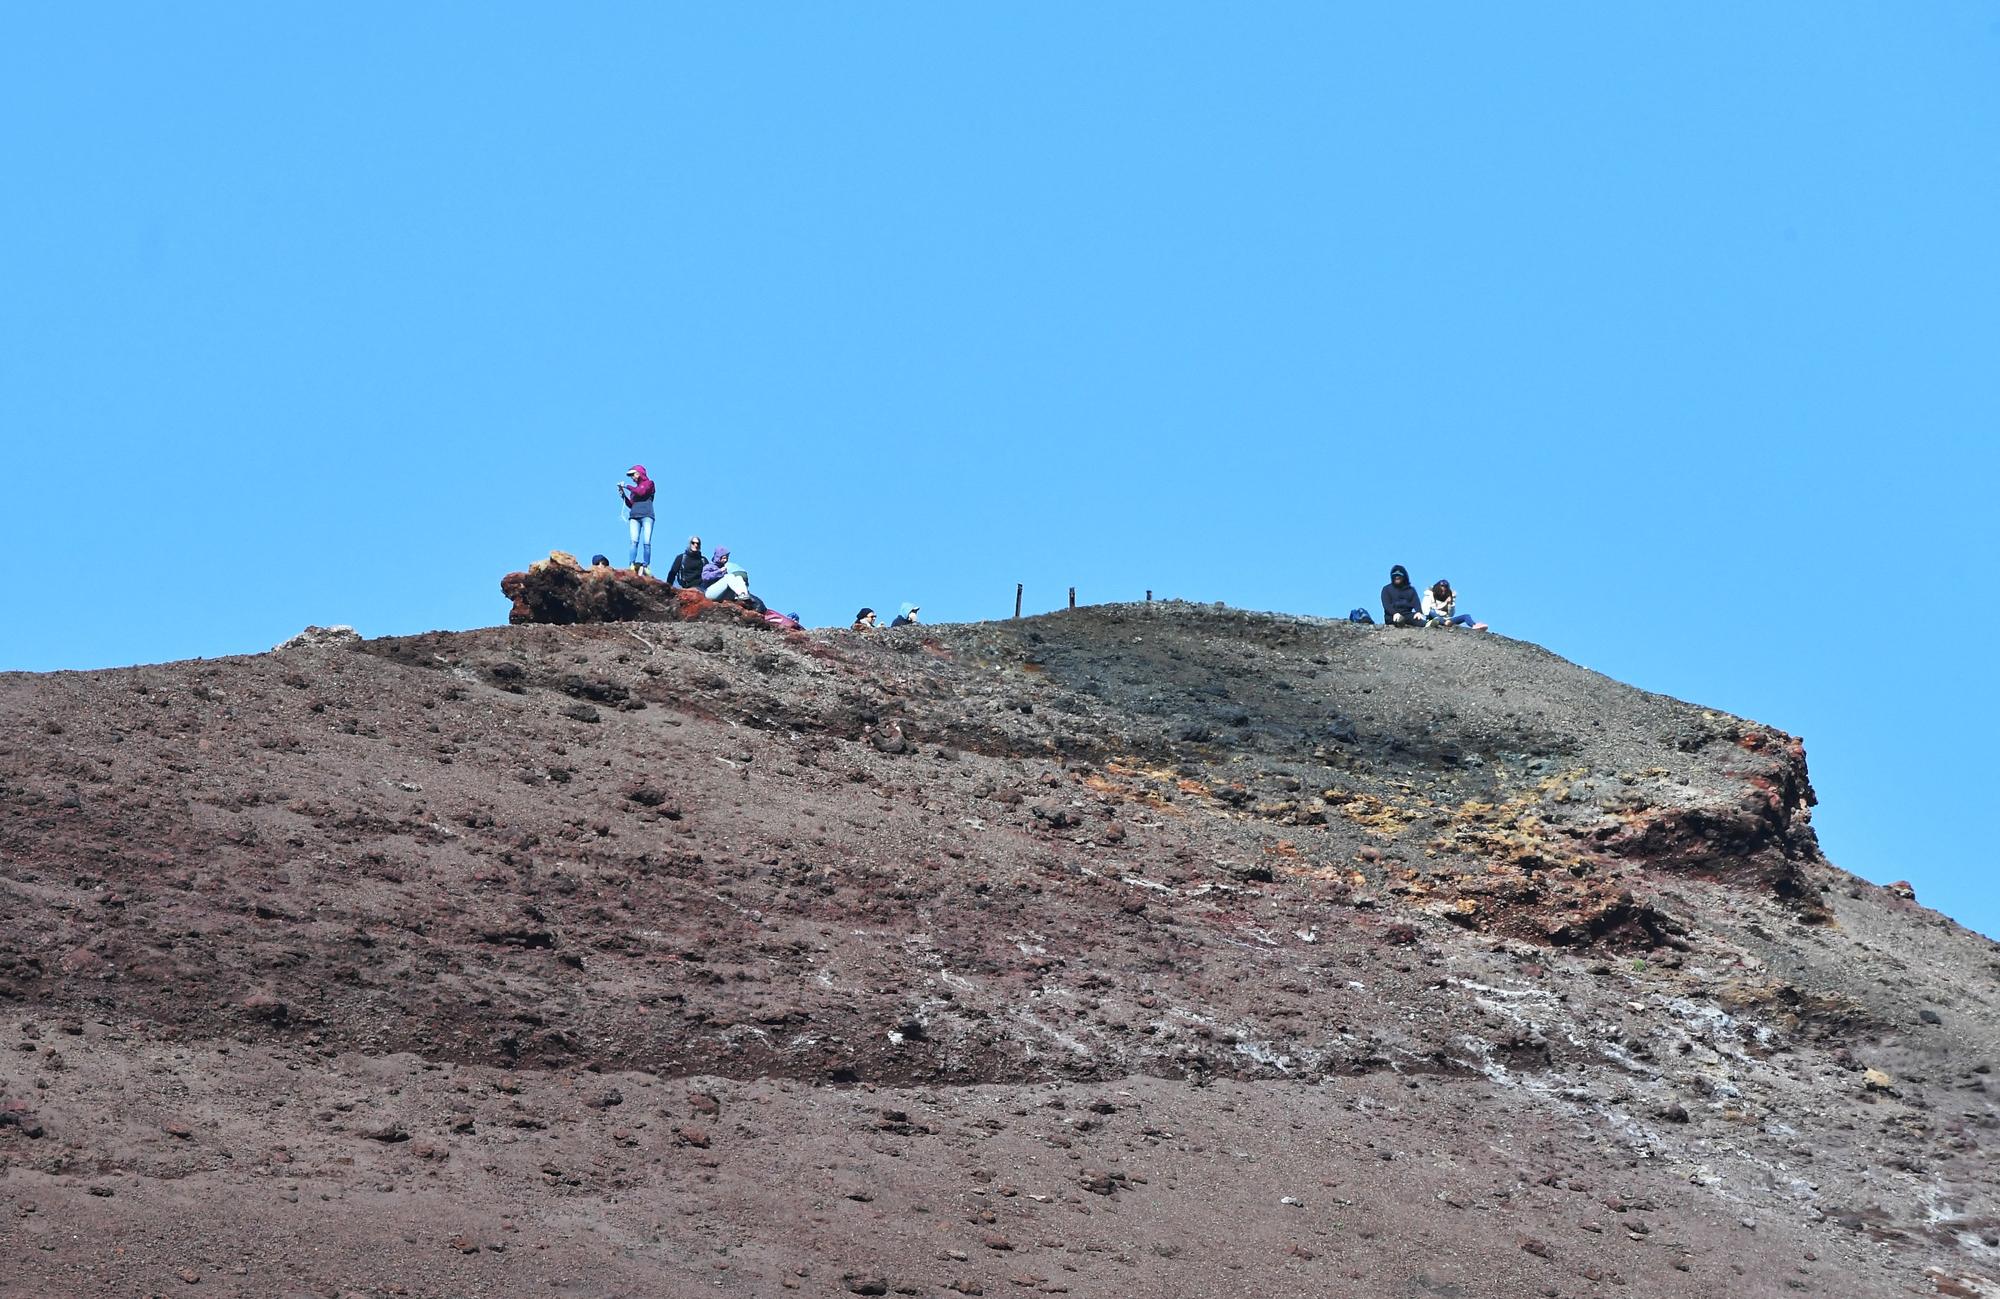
[1347,608,1374,625]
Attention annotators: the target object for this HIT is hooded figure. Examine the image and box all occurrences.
[890,602,921,628]
[702,547,750,601]
[852,607,879,631]
[1381,565,1422,626]
[666,535,706,589]
[619,465,657,573]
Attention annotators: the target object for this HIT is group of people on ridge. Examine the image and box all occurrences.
[600,464,1482,636]
[594,464,915,632]
[1372,565,1488,631]
[851,604,921,631]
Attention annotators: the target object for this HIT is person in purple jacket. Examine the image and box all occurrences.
[701,547,749,601]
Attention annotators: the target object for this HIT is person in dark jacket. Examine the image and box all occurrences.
[890,602,921,628]
[1381,565,1422,626]
[666,536,706,589]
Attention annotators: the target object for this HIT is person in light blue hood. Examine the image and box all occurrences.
[890,602,921,628]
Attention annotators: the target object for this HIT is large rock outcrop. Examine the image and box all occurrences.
[500,550,773,629]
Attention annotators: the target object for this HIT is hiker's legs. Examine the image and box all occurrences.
[705,576,733,600]
[1448,614,1475,627]
[628,518,642,566]
[637,517,653,567]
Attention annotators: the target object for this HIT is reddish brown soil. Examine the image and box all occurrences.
[2,603,1995,1298]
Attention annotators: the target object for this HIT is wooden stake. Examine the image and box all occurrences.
[1068,587,1076,609]
[1014,583,1023,619]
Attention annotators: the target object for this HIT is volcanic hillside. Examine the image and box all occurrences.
[1,603,1995,1299]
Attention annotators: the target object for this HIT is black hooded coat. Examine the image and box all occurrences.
[1381,565,1422,622]
[666,545,707,589]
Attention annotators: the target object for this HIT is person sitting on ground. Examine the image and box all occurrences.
[666,535,706,589]
[890,602,921,628]
[618,465,656,575]
[852,607,879,631]
[589,554,611,569]
[1421,578,1487,630]
[702,547,751,602]
[1381,565,1423,627]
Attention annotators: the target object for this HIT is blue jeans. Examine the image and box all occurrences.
[628,516,653,565]
[1426,612,1475,627]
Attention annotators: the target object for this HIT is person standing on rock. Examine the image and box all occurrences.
[666,535,706,589]
[890,602,921,627]
[1381,565,1423,627]
[618,465,656,575]
[1421,578,1487,630]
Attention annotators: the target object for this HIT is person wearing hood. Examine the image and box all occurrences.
[890,602,921,628]
[1381,565,1423,626]
[666,535,707,589]
[618,465,656,575]
[701,546,750,602]
[852,607,879,631]
[1422,578,1487,630]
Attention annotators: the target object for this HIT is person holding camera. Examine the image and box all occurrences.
[618,465,656,575]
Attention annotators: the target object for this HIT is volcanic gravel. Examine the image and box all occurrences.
[1,602,1994,1298]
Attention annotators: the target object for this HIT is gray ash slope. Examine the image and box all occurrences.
[0,601,1995,1299]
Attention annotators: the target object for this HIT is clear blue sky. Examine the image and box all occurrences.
[3,5,1994,935]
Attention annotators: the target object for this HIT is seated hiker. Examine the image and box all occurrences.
[618,465,656,575]
[666,536,707,589]
[589,554,611,569]
[852,607,879,631]
[1381,565,1423,626]
[1422,578,1487,630]
[702,547,751,602]
[890,602,921,628]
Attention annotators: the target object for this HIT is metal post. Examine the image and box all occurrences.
[1068,587,1076,610]
[1014,583,1023,619]
[1146,589,1152,602]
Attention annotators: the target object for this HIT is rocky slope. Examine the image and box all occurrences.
[1,602,1995,1299]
